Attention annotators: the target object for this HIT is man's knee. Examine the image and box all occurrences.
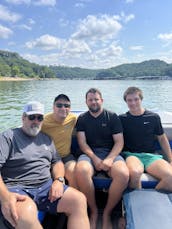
[129,167,143,180]
[17,198,38,224]
[58,188,87,214]
[111,162,129,183]
[76,161,93,177]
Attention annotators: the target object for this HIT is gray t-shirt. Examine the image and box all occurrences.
[0,128,61,187]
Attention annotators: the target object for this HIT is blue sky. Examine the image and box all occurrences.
[0,0,172,69]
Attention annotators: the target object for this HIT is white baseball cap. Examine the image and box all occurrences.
[23,101,44,115]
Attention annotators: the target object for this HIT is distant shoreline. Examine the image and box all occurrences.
[0,77,35,81]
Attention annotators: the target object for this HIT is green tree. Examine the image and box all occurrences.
[11,65,20,77]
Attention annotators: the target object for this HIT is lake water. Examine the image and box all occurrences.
[0,79,172,132]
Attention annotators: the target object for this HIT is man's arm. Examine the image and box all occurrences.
[108,133,124,159]
[49,161,65,202]
[51,160,65,180]
[0,176,26,227]
[102,133,124,170]
[157,133,172,163]
[77,131,95,159]
[77,131,102,170]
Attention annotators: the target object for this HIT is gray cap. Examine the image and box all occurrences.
[23,101,44,115]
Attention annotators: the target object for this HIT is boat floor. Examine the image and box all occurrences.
[42,210,122,229]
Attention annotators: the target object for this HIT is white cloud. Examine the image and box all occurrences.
[126,0,134,3]
[120,12,135,23]
[5,0,56,6]
[0,24,13,38]
[25,34,62,50]
[63,39,91,55]
[8,41,16,46]
[0,4,21,22]
[72,15,122,41]
[129,45,143,50]
[33,0,56,6]
[58,18,69,27]
[28,18,35,25]
[158,33,172,47]
[158,33,172,42]
[22,40,124,69]
[17,24,32,30]
[5,0,31,4]
[95,43,123,58]
[75,3,85,8]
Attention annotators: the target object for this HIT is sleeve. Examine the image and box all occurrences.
[76,115,85,132]
[0,133,11,170]
[154,114,164,135]
[110,113,123,134]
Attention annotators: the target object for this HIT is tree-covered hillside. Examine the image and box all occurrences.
[50,66,100,79]
[0,50,55,78]
[1,50,172,80]
[95,60,172,79]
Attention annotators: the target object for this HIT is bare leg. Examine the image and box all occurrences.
[102,161,129,229]
[16,197,42,229]
[75,161,97,229]
[57,187,90,229]
[65,161,78,188]
[126,156,144,189]
[146,159,172,191]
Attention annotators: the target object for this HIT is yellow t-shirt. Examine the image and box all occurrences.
[41,112,77,158]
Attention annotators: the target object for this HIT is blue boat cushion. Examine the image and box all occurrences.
[123,189,172,229]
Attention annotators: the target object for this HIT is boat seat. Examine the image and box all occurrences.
[72,137,172,190]
[123,189,172,229]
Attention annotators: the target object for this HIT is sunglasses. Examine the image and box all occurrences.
[27,114,44,122]
[55,103,71,108]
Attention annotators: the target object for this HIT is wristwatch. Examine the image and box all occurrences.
[55,177,65,184]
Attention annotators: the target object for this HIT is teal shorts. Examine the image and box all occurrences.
[123,152,163,170]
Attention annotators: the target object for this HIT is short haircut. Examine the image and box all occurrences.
[85,88,102,99]
[123,86,143,101]
[54,94,70,104]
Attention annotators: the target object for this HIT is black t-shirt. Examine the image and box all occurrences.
[119,110,164,153]
[76,109,123,149]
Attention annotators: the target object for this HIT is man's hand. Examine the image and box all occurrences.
[1,192,26,227]
[101,157,114,171]
[48,180,64,203]
[92,155,103,171]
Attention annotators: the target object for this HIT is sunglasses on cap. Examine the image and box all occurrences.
[55,103,71,108]
[27,114,44,122]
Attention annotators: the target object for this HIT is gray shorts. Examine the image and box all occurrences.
[78,148,124,168]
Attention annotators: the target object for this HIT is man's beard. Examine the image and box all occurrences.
[25,125,41,136]
[89,106,101,113]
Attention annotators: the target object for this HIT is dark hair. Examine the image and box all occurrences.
[123,86,143,101]
[54,94,70,104]
[85,88,102,99]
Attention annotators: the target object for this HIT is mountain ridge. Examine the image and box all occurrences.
[0,50,172,80]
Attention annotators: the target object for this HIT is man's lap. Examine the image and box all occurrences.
[7,179,68,214]
[123,151,163,169]
[78,147,124,166]
[62,154,76,164]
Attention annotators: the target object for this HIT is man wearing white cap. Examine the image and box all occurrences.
[0,101,89,229]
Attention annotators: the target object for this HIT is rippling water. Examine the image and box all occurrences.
[0,79,172,132]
